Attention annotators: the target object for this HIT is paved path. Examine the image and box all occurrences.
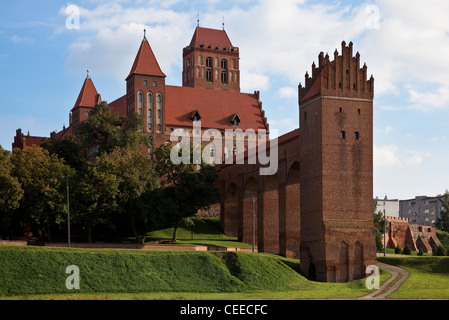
[360,262,409,299]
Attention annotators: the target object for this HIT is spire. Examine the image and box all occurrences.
[126,36,166,80]
[86,69,90,78]
[72,75,101,111]
[143,28,147,40]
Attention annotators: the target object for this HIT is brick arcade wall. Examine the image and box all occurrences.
[218,41,377,283]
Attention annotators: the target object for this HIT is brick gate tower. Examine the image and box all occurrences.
[298,41,377,282]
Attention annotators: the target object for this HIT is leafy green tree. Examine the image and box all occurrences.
[11,145,74,242]
[373,199,387,252]
[76,102,151,156]
[40,135,84,170]
[154,143,219,242]
[70,152,121,243]
[436,191,449,232]
[0,146,23,239]
[108,147,160,244]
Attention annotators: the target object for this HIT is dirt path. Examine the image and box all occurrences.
[360,262,409,299]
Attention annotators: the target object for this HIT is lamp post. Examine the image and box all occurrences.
[383,208,386,256]
[247,191,255,253]
[63,176,71,248]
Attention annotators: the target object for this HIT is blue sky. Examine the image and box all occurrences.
[1,0,449,200]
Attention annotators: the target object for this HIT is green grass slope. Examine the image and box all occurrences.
[0,245,376,299]
[377,256,449,299]
[0,246,311,296]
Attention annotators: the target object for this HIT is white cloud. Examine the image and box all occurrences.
[278,87,297,99]
[374,144,428,168]
[374,144,402,168]
[407,86,449,111]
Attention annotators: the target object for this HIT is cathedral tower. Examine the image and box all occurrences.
[298,41,376,282]
[126,31,166,151]
[182,26,240,92]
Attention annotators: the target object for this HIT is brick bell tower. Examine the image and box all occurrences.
[298,41,377,282]
[182,26,240,92]
[126,30,167,154]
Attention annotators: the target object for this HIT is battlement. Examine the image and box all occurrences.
[299,41,374,105]
[386,216,409,222]
[183,44,239,55]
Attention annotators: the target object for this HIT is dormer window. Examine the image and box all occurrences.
[191,109,202,122]
[231,113,241,127]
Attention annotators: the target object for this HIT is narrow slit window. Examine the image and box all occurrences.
[340,131,346,139]
[354,132,360,140]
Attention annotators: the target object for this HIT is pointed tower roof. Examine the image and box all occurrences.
[126,36,166,80]
[189,26,234,48]
[72,73,101,111]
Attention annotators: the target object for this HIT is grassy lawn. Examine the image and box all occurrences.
[377,256,449,299]
[0,245,389,300]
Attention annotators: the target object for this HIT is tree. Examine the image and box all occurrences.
[373,199,387,252]
[76,102,151,157]
[108,147,160,244]
[41,135,84,170]
[0,146,23,239]
[70,152,121,243]
[435,191,449,232]
[11,145,74,242]
[154,143,219,242]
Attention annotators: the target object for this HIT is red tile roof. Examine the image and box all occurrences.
[72,76,101,111]
[126,39,166,80]
[189,27,234,48]
[109,95,127,117]
[165,85,268,131]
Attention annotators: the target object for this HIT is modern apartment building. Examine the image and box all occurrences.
[399,196,443,226]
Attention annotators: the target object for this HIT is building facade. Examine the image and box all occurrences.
[399,195,443,226]
[12,26,269,161]
[217,41,377,282]
[13,28,378,283]
[376,196,399,218]
[384,216,442,253]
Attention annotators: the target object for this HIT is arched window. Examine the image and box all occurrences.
[198,55,203,65]
[221,71,228,84]
[147,92,153,133]
[206,57,212,67]
[156,93,163,133]
[221,59,227,69]
[138,92,143,116]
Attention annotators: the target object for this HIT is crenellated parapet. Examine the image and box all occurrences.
[299,41,374,106]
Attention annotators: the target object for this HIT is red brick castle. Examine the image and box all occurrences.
[13,27,377,282]
[216,41,377,282]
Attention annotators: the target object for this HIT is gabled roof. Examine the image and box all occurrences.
[189,27,234,48]
[126,38,166,80]
[109,95,127,117]
[165,85,268,131]
[72,76,101,111]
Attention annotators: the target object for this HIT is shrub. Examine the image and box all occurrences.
[395,245,402,254]
[418,247,424,256]
[402,244,412,255]
[432,245,447,256]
